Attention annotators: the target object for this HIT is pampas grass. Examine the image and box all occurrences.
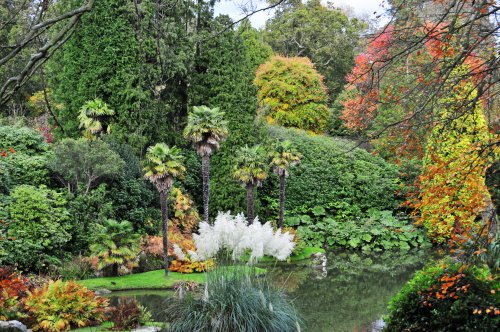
[165,265,301,332]
[193,212,295,263]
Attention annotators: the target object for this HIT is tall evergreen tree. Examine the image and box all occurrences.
[189,15,269,216]
[50,0,149,149]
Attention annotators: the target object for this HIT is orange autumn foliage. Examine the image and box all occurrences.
[413,65,498,243]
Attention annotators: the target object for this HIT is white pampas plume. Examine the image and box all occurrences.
[192,211,296,263]
[172,244,186,261]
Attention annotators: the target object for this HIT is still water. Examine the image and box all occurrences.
[106,250,430,332]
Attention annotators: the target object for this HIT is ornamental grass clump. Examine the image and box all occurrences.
[165,265,302,332]
[193,212,295,263]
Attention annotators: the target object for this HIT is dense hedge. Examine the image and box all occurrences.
[261,126,400,220]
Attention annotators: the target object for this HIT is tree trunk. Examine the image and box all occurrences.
[160,190,169,275]
[481,195,498,238]
[112,263,119,277]
[278,175,286,229]
[246,183,254,224]
[202,154,210,224]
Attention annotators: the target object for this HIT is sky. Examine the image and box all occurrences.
[214,0,387,28]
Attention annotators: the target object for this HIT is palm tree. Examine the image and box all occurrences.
[143,143,185,275]
[232,145,268,224]
[269,140,301,229]
[78,98,114,140]
[89,219,141,277]
[183,106,228,223]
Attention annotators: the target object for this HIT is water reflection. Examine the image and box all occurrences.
[106,290,175,322]
[265,250,431,332]
[107,250,431,332]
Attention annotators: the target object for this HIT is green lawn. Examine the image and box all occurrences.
[78,247,322,291]
[78,270,206,291]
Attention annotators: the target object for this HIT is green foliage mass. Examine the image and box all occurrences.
[0,125,52,192]
[263,0,365,98]
[290,209,429,250]
[238,21,273,73]
[3,185,70,271]
[262,126,399,218]
[260,126,402,248]
[0,153,51,191]
[48,138,125,194]
[50,0,150,149]
[385,261,500,331]
[189,16,269,216]
[89,219,142,276]
[0,124,48,154]
[255,56,330,133]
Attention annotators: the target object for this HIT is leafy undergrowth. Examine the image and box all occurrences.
[77,267,266,291]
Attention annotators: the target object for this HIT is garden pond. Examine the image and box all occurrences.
[106,250,432,332]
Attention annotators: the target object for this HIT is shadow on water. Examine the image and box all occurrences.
[107,250,432,332]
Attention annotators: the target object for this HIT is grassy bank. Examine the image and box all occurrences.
[78,267,265,291]
[77,270,206,291]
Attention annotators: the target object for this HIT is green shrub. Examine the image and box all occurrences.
[385,261,500,331]
[110,298,152,330]
[106,178,160,234]
[65,184,113,253]
[48,138,124,194]
[50,255,95,281]
[0,125,48,154]
[89,219,141,276]
[0,153,50,189]
[0,125,51,192]
[4,185,70,271]
[261,126,399,221]
[25,280,108,332]
[291,209,430,250]
[166,266,301,332]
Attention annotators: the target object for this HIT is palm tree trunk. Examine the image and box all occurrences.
[278,175,286,229]
[246,183,255,224]
[202,154,210,224]
[160,190,169,275]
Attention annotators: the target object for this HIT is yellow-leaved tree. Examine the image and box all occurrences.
[415,65,498,243]
[255,56,329,133]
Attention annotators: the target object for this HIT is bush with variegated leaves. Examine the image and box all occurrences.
[24,280,108,332]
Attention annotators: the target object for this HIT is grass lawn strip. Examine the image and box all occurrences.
[78,247,322,291]
[77,270,206,291]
